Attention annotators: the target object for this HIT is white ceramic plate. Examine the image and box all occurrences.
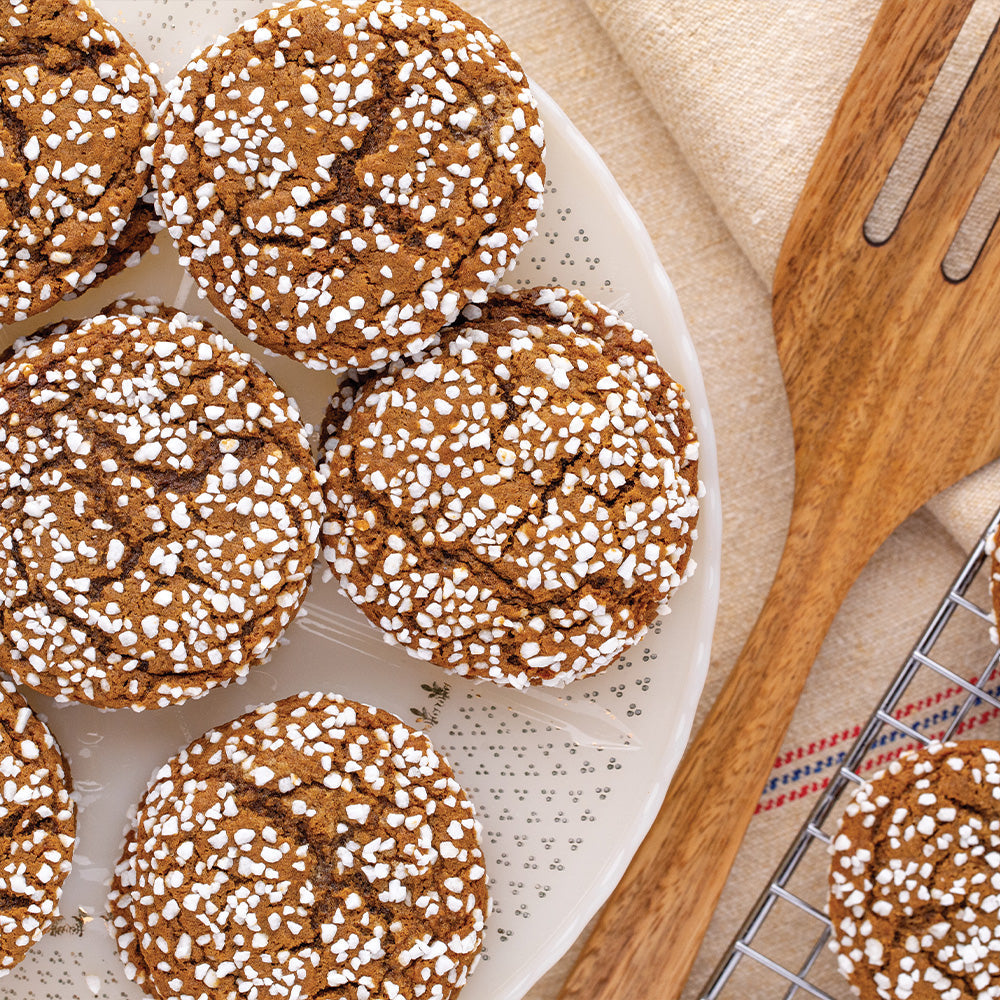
[0,4,721,998]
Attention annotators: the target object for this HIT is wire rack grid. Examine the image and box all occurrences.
[702,504,1000,999]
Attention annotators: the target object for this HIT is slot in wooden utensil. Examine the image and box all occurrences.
[558,1,1000,996]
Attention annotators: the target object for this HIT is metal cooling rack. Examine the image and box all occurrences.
[701,504,1000,999]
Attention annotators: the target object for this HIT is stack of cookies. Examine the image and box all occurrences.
[0,0,703,993]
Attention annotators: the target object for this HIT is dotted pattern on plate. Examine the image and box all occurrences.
[0,4,713,999]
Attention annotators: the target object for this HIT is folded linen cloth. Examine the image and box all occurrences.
[584,0,1000,548]
[460,1,1000,998]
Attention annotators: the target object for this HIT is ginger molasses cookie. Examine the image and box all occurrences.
[829,741,1000,1000]
[75,185,162,291]
[2,294,175,359]
[322,285,700,688]
[0,0,160,324]
[156,0,545,373]
[0,677,76,976]
[0,307,324,710]
[987,524,1000,647]
[109,691,488,1000]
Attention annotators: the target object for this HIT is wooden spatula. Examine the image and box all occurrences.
[557,1,1000,996]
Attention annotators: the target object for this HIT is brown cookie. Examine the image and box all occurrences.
[0,676,76,976]
[0,0,160,324]
[322,285,701,688]
[108,691,489,1000]
[72,185,163,294]
[828,741,1000,1000]
[2,294,177,360]
[988,526,1000,647]
[155,0,545,373]
[0,307,325,709]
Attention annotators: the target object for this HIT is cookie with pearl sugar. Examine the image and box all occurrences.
[154,0,545,374]
[0,0,160,324]
[0,304,324,710]
[108,691,489,1000]
[829,741,1000,1000]
[322,285,700,688]
[0,677,76,976]
[985,523,1000,649]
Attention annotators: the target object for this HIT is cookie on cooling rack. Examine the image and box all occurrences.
[986,524,1000,647]
[0,0,160,324]
[0,305,324,710]
[0,677,76,976]
[828,740,1000,1000]
[155,0,545,373]
[322,285,701,688]
[108,691,488,1000]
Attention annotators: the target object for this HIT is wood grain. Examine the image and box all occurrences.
[558,1,1000,997]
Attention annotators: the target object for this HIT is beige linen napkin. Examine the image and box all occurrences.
[462,1,1000,998]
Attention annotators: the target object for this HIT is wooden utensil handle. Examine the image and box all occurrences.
[558,496,871,1000]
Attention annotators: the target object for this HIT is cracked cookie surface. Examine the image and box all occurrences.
[0,0,159,323]
[108,691,488,1000]
[829,741,1000,1000]
[0,307,324,710]
[0,676,76,976]
[322,285,700,688]
[155,0,544,373]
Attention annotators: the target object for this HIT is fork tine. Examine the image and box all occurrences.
[895,17,1000,263]
[776,0,972,276]
[960,192,1000,288]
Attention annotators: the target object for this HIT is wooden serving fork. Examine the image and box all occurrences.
[558,1,1000,996]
